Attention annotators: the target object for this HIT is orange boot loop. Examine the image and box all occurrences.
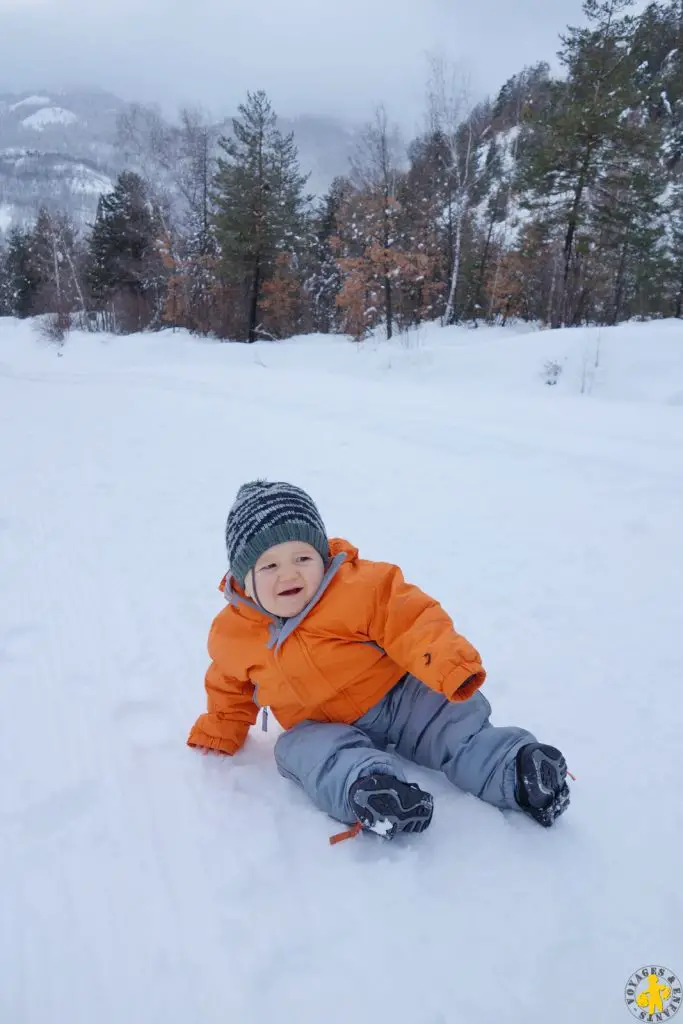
[329,822,363,846]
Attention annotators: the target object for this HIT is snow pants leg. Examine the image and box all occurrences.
[274,674,537,825]
[274,720,408,825]
[363,674,537,810]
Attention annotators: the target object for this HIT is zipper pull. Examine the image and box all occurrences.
[262,707,269,732]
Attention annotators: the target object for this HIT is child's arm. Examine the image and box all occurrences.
[366,563,486,702]
[187,662,258,754]
[187,623,259,755]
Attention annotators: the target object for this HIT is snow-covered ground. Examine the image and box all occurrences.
[1,315,682,1024]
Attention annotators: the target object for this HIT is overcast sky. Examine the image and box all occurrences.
[0,0,624,130]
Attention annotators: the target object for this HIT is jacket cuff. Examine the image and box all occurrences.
[444,665,486,701]
[187,722,246,755]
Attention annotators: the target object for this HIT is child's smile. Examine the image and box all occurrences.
[245,541,325,617]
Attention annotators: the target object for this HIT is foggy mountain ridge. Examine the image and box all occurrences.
[0,87,363,237]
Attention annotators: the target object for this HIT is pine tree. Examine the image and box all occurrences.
[398,148,446,325]
[665,179,683,317]
[591,125,667,321]
[402,129,456,323]
[87,171,165,332]
[212,90,311,341]
[302,178,348,333]
[631,0,683,166]
[483,65,553,321]
[518,0,641,324]
[5,227,41,318]
[630,0,683,316]
[0,244,12,315]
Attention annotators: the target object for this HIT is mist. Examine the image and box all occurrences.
[0,0,603,129]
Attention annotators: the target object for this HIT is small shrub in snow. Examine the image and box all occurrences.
[398,326,425,350]
[35,312,72,348]
[543,360,562,386]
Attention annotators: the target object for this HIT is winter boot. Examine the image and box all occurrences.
[349,773,434,839]
[515,743,570,827]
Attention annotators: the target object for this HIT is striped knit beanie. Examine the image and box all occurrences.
[225,480,329,586]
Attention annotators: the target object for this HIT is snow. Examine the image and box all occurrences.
[69,167,114,196]
[9,94,52,112]
[368,817,395,837]
[498,124,521,175]
[21,106,78,130]
[471,126,527,244]
[47,163,114,196]
[0,202,13,234]
[1,315,683,1024]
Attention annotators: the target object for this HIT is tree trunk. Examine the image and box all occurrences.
[444,207,464,325]
[675,268,683,319]
[561,144,593,324]
[610,241,629,325]
[442,200,455,322]
[547,249,560,328]
[248,254,261,342]
[474,214,495,321]
[202,141,210,250]
[51,231,62,311]
[382,188,394,339]
[384,272,393,339]
[63,247,87,316]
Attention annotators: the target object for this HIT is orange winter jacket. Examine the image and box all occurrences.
[187,538,486,755]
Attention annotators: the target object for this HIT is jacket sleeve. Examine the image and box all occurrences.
[187,622,259,755]
[366,563,486,701]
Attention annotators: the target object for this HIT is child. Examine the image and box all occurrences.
[188,480,571,840]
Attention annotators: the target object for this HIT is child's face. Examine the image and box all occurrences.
[244,540,325,617]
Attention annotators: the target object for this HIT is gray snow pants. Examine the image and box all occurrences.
[274,673,536,825]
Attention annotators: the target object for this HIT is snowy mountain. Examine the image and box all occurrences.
[0,89,126,235]
[1,314,682,1024]
[0,88,360,238]
[20,106,80,130]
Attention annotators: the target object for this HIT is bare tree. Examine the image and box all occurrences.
[117,103,222,333]
[116,103,219,242]
[349,106,405,338]
[486,74,525,321]
[427,57,485,325]
[116,103,176,189]
[30,209,87,319]
[175,108,220,245]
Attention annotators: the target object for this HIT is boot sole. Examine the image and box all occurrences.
[350,775,434,838]
[516,745,570,828]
